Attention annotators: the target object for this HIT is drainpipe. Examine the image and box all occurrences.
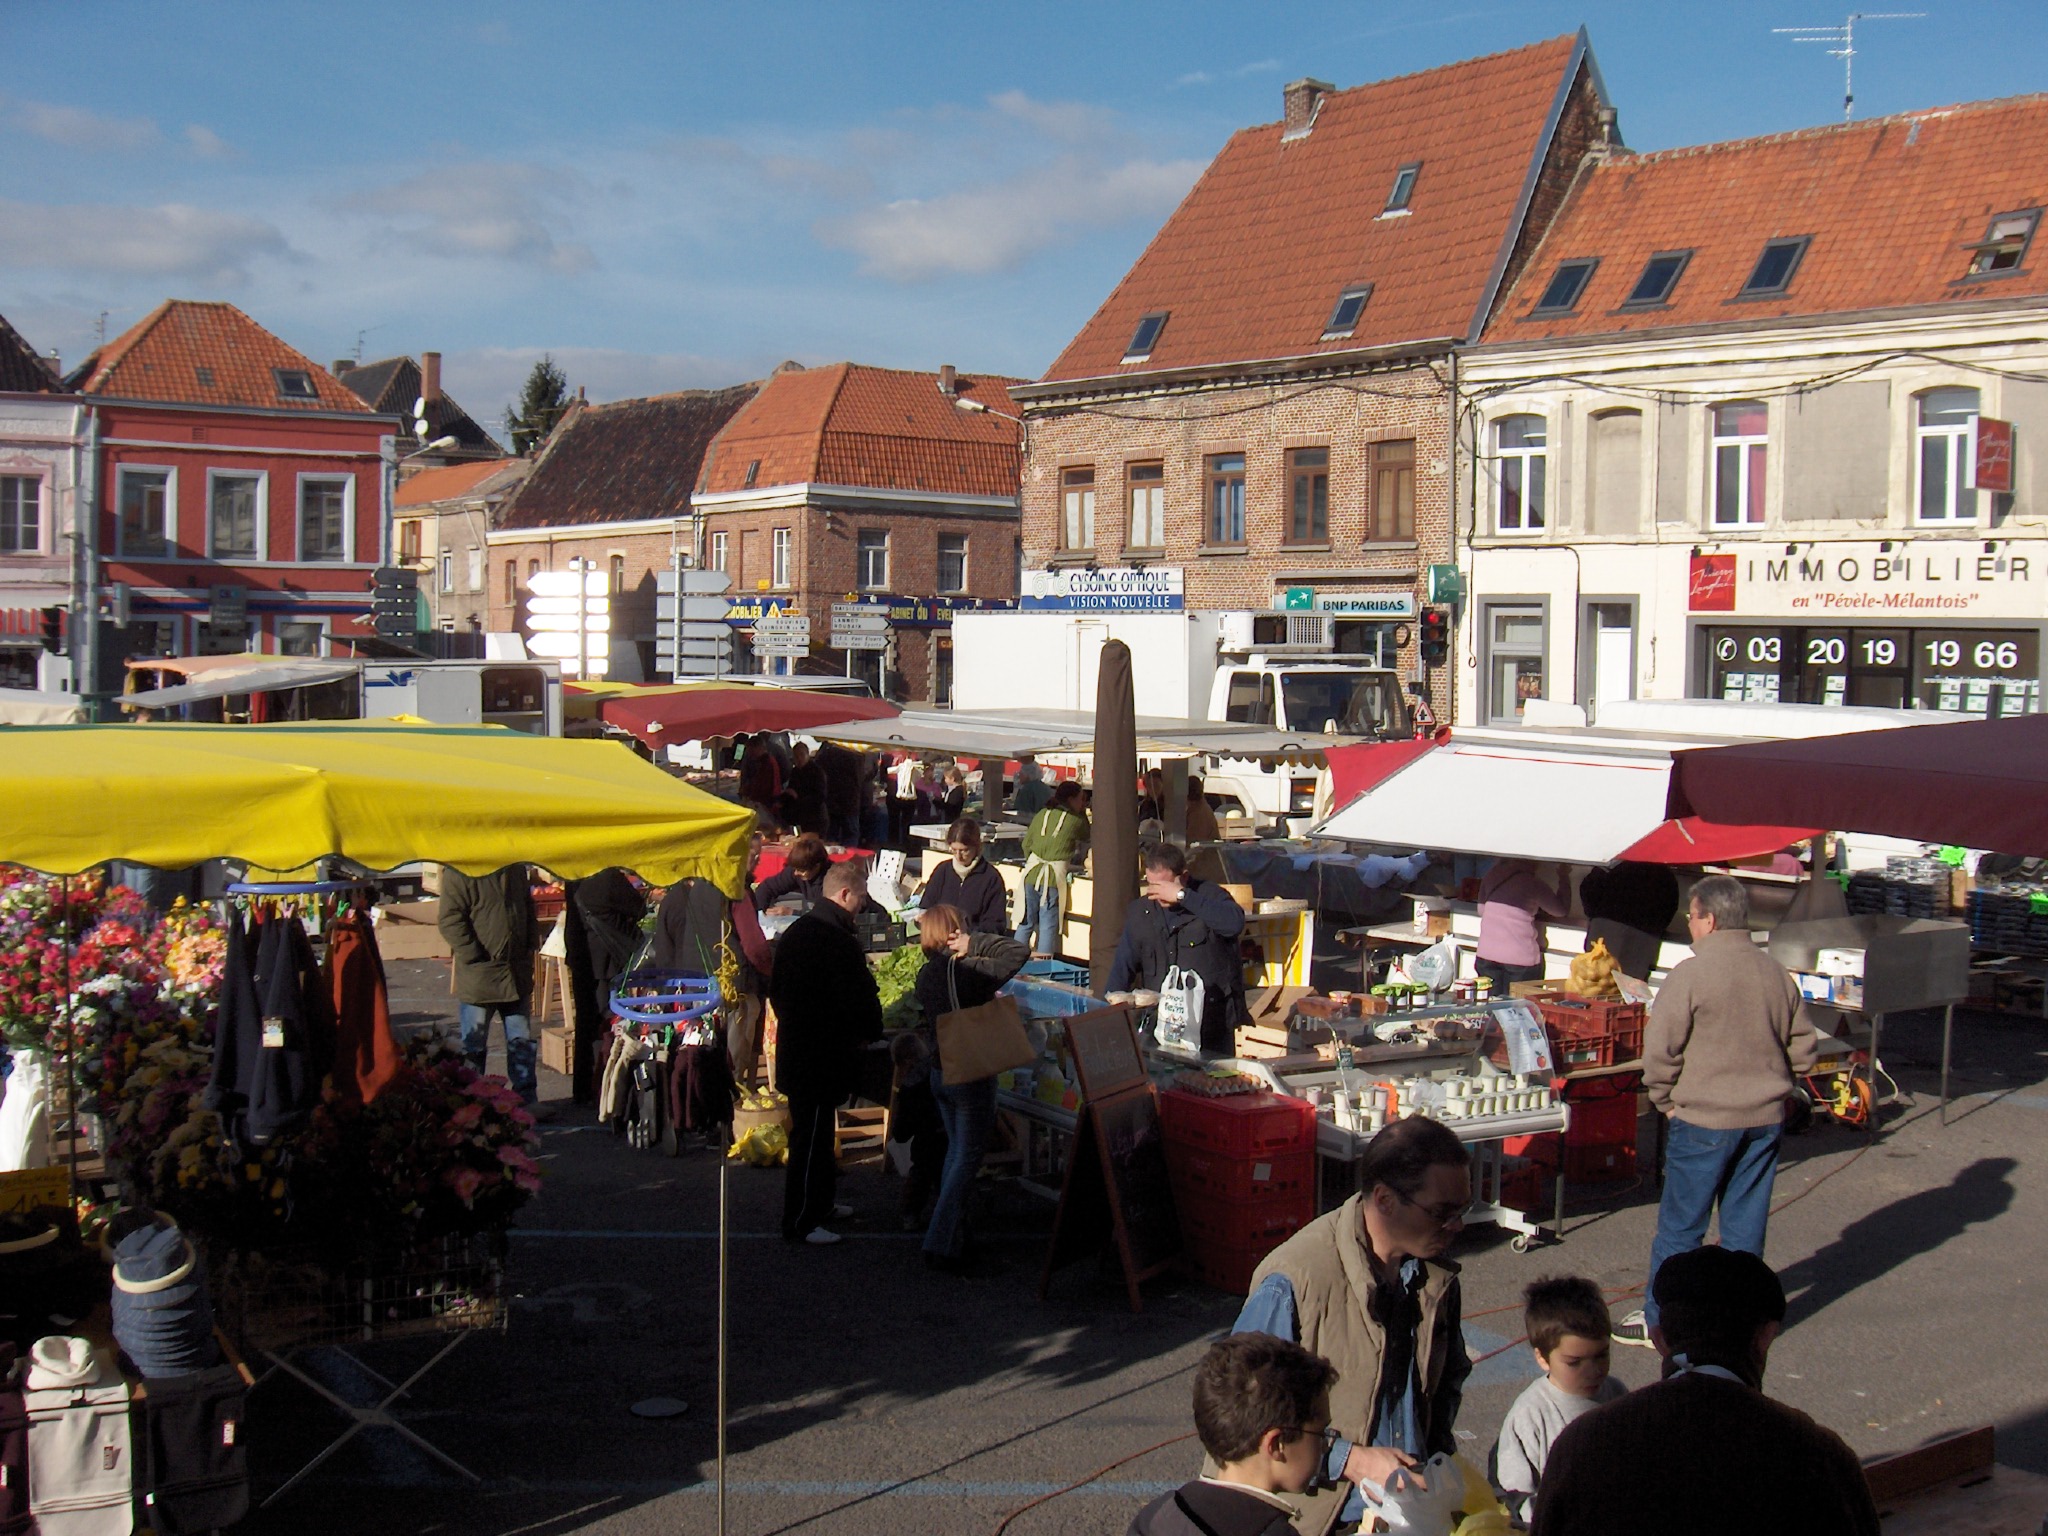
[1446,350,1460,729]
[76,403,102,717]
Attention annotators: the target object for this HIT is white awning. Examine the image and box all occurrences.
[120,660,359,710]
[1313,739,1676,863]
[0,688,85,726]
[814,706,1348,765]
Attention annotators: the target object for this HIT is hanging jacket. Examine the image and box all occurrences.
[325,911,401,1106]
[205,911,329,1147]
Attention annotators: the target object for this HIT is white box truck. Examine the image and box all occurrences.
[951,609,1412,831]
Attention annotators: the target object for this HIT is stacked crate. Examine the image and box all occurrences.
[1160,1090,1318,1295]
[1511,991,1649,1187]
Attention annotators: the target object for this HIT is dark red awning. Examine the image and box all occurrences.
[599,686,898,747]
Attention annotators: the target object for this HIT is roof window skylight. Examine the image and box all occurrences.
[1322,286,1372,339]
[1123,312,1169,361]
[1967,210,2039,277]
[1622,250,1692,308]
[273,368,317,399]
[1532,259,1598,315]
[1384,163,1420,214]
[1740,237,1810,296]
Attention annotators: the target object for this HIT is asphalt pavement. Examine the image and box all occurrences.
[234,959,2048,1535]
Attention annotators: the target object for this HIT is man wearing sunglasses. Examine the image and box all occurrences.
[1232,1115,1473,1528]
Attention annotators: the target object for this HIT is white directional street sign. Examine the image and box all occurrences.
[753,616,811,640]
[829,614,888,634]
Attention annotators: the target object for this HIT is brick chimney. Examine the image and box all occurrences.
[331,359,352,377]
[1592,106,1623,161]
[938,364,957,398]
[421,350,443,402]
[1281,78,1334,142]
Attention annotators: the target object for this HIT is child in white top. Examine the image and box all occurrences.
[1492,1275,1628,1523]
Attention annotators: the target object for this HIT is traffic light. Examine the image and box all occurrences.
[370,566,420,642]
[38,606,63,655]
[1419,607,1450,667]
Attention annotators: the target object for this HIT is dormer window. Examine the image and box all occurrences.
[1532,259,1598,316]
[1322,286,1372,339]
[1741,237,1810,297]
[1622,250,1692,308]
[1383,163,1420,214]
[1967,210,2039,277]
[273,368,317,400]
[1123,312,1168,362]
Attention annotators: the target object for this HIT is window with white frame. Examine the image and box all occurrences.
[1493,416,1547,533]
[1915,387,1982,524]
[937,533,967,593]
[1060,467,1096,551]
[208,471,262,560]
[297,475,350,560]
[0,476,41,556]
[709,531,728,572]
[610,554,626,593]
[1127,462,1164,549]
[119,468,172,556]
[857,531,889,590]
[276,620,325,656]
[441,550,455,592]
[1711,401,1768,526]
[771,527,792,588]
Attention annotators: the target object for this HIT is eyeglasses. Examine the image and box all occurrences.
[1392,1188,1468,1227]
[1281,1425,1342,1453]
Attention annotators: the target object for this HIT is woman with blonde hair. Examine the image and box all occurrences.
[913,903,1028,1274]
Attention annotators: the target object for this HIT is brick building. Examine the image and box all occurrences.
[486,384,758,678]
[691,361,1023,702]
[392,457,529,641]
[1012,33,1612,719]
[67,301,395,677]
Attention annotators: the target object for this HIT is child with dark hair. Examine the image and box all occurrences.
[1128,1333,1340,1536]
[1491,1275,1626,1521]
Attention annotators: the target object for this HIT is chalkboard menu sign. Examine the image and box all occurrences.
[1038,1083,1181,1312]
[1063,1004,1147,1101]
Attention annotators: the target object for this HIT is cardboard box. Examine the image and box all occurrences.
[539,1025,573,1077]
[1246,985,1315,1025]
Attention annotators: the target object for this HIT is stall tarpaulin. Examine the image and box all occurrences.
[1315,735,1817,866]
[1666,712,2048,854]
[1090,641,1138,994]
[0,722,755,892]
[592,684,899,746]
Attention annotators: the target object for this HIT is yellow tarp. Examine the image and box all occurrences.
[0,722,754,892]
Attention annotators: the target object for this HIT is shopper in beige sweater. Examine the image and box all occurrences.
[1615,875,1820,1346]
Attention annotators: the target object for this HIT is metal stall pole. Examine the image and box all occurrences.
[1940,1002,1955,1127]
[718,1157,729,1536]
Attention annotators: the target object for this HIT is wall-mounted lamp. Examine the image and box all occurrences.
[1879,540,1893,553]
[1690,546,1703,558]
[1985,540,1999,555]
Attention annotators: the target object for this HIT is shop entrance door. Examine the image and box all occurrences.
[1584,603,1635,708]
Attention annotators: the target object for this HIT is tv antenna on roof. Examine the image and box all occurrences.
[1774,11,1924,122]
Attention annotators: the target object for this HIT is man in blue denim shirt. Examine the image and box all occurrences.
[1232,1117,1473,1528]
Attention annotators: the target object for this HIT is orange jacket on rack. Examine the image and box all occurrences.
[326,911,401,1104]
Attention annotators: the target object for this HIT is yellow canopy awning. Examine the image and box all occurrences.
[0,722,754,892]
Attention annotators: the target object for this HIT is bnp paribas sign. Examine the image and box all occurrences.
[1689,540,2042,619]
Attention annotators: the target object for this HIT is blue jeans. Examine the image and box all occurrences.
[924,1068,998,1260]
[460,1002,538,1104]
[1644,1117,1782,1326]
[1015,882,1059,956]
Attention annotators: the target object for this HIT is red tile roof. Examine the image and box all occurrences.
[497,384,759,531]
[1038,35,1587,386]
[1488,93,2048,344]
[697,364,1023,498]
[394,457,525,508]
[68,300,373,413]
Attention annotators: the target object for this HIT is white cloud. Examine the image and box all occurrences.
[345,163,597,274]
[1174,58,1283,89]
[9,98,160,151]
[0,199,291,285]
[987,90,1116,145]
[184,124,233,159]
[815,154,1202,281]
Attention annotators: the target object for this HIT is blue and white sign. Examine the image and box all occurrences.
[1020,566,1185,612]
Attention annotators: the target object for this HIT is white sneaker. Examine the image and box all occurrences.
[804,1228,843,1246]
[831,1203,854,1220]
[1613,1309,1656,1348]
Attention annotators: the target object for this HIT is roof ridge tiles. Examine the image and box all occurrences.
[1239,32,1581,131]
[1615,89,2048,166]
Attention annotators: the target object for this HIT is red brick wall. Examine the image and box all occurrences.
[1492,62,1606,320]
[1019,364,1454,715]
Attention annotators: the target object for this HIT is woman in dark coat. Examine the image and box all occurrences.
[918,819,1010,934]
[914,904,1029,1273]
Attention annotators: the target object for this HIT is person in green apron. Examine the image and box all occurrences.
[1014,781,1089,959]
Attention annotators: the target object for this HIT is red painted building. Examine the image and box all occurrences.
[70,301,395,666]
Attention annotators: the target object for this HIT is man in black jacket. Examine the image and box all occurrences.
[1106,843,1248,1054]
[769,862,883,1244]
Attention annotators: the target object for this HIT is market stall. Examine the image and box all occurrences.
[0,720,755,1518]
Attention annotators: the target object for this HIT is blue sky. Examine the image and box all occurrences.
[5,1,2045,434]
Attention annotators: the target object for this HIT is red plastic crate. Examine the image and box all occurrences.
[1165,1144,1315,1205]
[1526,991,1647,1070]
[1501,1159,1550,1213]
[1175,1190,1314,1252]
[1501,1131,1559,1166]
[1562,1087,1640,1152]
[1178,1219,1310,1296]
[1160,1089,1317,1159]
[1564,1139,1637,1183]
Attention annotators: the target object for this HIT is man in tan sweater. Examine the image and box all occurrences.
[1615,874,1820,1346]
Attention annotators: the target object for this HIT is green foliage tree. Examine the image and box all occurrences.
[504,354,571,456]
